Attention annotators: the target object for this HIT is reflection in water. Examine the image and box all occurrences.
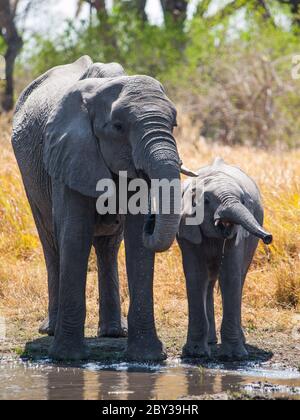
[0,361,47,400]
[47,368,85,400]
[0,360,300,400]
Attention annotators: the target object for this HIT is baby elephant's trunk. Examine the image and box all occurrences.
[215,202,273,245]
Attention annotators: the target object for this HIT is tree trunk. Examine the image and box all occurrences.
[89,0,107,15]
[256,0,275,23]
[160,0,188,27]
[0,0,23,112]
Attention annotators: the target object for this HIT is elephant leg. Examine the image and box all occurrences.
[239,237,259,345]
[219,242,248,360]
[207,279,218,345]
[180,240,210,359]
[124,213,165,362]
[49,183,94,361]
[93,234,127,338]
[25,193,59,336]
[38,241,59,336]
[237,273,248,345]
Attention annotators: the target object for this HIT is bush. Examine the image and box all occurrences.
[174,19,300,148]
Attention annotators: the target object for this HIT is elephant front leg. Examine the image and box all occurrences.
[207,279,218,345]
[219,243,248,361]
[94,234,127,338]
[39,250,59,336]
[124,213,165,362]
[49,185,94,361]
[26,197,59,337]
[180,240,211,359]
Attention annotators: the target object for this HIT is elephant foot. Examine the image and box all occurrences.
[98,317,128,338]
[38,316,56,336]
[49,339,89,361]
[182,340,211,359]
[219,341,249,361]
[126,337,167,362]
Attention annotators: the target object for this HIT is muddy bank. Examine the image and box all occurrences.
[1,319,300,370]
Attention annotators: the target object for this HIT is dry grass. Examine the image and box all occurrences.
[0,111,299,346]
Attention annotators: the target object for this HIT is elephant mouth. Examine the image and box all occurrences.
[137,171,157,241]
[214,219,235,239]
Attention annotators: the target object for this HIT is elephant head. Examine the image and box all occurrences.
[179,158,273,245]
[44,75,186,252]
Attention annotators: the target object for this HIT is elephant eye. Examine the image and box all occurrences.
[113,122,123,132]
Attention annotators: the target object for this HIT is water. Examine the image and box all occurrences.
[0,358,300,400]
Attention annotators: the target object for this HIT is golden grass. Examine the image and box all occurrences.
[0,111,299,342]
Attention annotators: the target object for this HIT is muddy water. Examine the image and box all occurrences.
[0,359,300,400]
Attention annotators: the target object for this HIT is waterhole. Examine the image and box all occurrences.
[0,358,299,400]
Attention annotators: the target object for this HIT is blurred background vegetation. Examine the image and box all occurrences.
[0,0,300,147]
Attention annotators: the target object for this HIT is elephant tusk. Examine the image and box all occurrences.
[180,165,198,177]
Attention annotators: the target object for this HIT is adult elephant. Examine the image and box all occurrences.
[12,56,183,361]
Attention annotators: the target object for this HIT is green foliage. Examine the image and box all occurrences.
[29,6,185,84]
[0,36,6,54]
[24,3,300,148]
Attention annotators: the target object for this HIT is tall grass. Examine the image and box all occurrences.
[0,112,299,337]
[0,114,39,260]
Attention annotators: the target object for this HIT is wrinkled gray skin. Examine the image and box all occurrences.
[177,158,272,360]
[12,56,181,361]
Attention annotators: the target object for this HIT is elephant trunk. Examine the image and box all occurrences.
[142,172,181,253]
[134,123,181,253]
[215,201,273,245]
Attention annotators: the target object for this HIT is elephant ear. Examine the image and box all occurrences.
[44,86,112,198]
[178,180,203,244]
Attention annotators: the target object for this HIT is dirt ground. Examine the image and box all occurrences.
[1,312,300,371]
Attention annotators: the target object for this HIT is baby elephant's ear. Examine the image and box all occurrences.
[44,86,112,198]
[178,181,203,244]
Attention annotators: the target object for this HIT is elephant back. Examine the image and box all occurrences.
[11,56,94,203]
[13,56,93,146]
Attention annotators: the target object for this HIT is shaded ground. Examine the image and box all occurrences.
[1,317,299,369]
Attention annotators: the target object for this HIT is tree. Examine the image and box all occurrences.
[278,0,300,26]
[76,0,108,18]
[0,0,23,111]
[196,0,266,21]
[78,0,148,22]
[114,0,148,22]
[161,0,188,28]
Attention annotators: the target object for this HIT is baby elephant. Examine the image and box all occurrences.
[177,158,272,360]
